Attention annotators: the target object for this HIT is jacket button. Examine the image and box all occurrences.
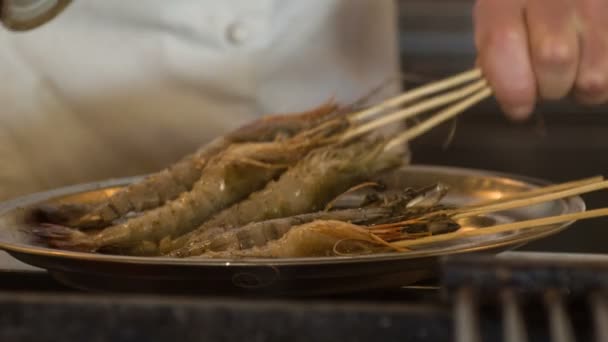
[226,21,250,45]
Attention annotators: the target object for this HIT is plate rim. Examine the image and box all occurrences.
[0,165,585,267]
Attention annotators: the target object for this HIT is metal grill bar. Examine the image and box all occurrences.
[454,287,481,342]
[501,289,528,342]
[591,292,608,342]
[545,290,576,342]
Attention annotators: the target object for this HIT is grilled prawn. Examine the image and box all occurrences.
[166,184,450,257]
[40,102,339,229]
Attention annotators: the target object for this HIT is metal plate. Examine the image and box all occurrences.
[0,165,585,295]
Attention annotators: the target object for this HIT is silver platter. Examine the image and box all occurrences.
[0,165,585,295]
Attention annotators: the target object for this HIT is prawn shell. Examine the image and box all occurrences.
[195,220,381,259]
[39,127,350,252]
[168,207,393,257]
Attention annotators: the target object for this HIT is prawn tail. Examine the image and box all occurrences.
[32,224,97,252]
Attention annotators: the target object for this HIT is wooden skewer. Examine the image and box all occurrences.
[366,178,608,235]
[392,207,608,249]
[452,180,608,220]
[398,178,608,224]
[352,68,483,121]
[341,79,489,142]
[465,175,604,209]
[385,86,493,151]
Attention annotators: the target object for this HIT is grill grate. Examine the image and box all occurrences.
[445,252,608,342]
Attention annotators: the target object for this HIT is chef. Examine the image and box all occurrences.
[0,0,606,202]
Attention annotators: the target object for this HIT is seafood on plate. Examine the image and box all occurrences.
[165,183,456,258]
[30,68,607,259]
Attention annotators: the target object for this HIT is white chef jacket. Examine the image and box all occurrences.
[0,0,402,201]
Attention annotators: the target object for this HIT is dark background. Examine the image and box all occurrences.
[397,0,608,253]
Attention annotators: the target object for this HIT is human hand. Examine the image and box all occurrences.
[474,0,608,120]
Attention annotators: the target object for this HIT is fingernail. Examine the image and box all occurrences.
[508,106,533,120]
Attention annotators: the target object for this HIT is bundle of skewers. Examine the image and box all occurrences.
[29,69,608,259]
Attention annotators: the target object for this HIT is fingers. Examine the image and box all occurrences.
[474,0,537,121]
[574,0,608,105]
[474,0,608,120]
[526,0,580,100]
